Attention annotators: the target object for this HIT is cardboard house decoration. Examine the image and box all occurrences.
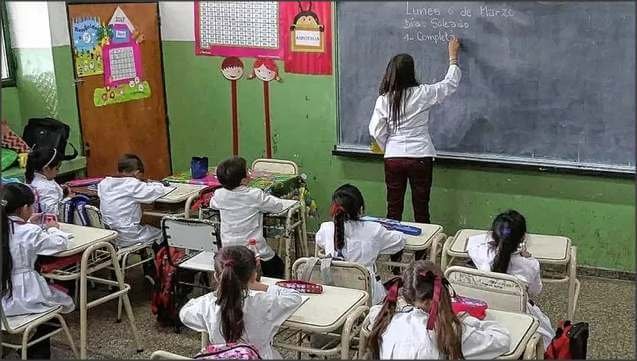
[102,7,142,88]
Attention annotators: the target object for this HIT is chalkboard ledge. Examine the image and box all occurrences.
[332,146,635,179]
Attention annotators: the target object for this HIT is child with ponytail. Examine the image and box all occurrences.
[179,245,302,359]
[367,260,510,359]
[467,209,554,349]
[1,182,75,358]
[26,146,73,215]
[315,184,406,305]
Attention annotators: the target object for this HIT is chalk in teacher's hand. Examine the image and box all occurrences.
[371,141,383,154]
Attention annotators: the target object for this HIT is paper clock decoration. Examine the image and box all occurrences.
[290,2,325,52]
[72,17,106,77]
[195,1,284,58]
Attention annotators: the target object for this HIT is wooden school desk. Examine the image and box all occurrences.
[358,307,540,360]
[441,229,580,320]
[143,183,209,219]
[200,277,369,359]
[42,223,143,358]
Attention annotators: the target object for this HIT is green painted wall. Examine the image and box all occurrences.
[51,46,81,149]
[1,86,22,131]
[162,41,634,272]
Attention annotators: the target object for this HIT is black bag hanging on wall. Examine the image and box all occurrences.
[22,118,78,160]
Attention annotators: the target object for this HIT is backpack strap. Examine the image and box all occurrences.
[63,143,78,161]
[320,256,335,286]
[300,257,320,282]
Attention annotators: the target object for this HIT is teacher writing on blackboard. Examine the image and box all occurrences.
[369,37,461,263]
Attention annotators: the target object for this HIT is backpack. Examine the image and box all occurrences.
[545,320,589,359]
[150,244,194,331]
[22,118,78,161]
[194,343,261,360]
[59,195,92,226]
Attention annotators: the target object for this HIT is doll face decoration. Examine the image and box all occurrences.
[221,57,244,80]
[250,58,280,82]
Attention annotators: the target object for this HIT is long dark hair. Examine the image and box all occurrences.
[214,245,258,343]
[1,183,36,297]
[330,184,365,254]
[25,147,61,183]
[379,53,419,130]
[490,210,527,274]
[367,261,463,359]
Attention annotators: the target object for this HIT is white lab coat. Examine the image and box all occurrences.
[315,221,405,305]
[467,233,554,349]
[369,64,461,158]
[368,304,510,359]
[97,177,168,248]
[29,172,64,215]
[179,284,302,359]
[1,216,75,316]
[211,186,285,261]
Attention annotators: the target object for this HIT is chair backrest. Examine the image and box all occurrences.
[83,204,105,229]
[161,216,221,252]
[292,257,372,306]
[251,158,298,175]
[444,266,528,313]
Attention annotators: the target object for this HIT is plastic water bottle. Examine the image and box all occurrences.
[247,239,262,281]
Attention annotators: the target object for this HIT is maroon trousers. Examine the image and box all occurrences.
[384,157,433,267]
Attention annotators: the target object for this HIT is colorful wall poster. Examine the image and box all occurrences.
[72,17,107,77]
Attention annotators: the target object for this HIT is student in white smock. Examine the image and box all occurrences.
[180,246,302,359]
[466,209,554,349]
[315,184,405,305]
[26,147,74,216]
[98,154,170,248]
[367,261,510,359]
[1,183,75,359]
[211,156,287,278]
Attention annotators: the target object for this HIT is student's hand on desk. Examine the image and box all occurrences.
[520,249,532,258]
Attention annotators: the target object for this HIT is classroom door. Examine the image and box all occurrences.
[68,3,171,179]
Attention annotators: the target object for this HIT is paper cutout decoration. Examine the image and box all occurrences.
[248,58,281,158]
[221,57,244,155]
[72,17,107,77]
[281,1,332,75]
[103,8,143,88]
[93,6,150,107]
[93,78,151,107]
[290,1,325,52]
[195,1,284,58]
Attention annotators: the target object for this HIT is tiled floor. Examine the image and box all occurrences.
[3,269,634,359]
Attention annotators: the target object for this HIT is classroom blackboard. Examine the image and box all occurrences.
[336,2,635,174]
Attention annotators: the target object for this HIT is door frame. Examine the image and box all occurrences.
[65,0,173,175]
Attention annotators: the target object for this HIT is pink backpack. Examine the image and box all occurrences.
[194,343,261,360]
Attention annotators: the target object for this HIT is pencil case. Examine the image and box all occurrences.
[275,280,323,294]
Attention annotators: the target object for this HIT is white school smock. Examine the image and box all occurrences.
[1,216,75,316]
[369,64,461,158]
[211,186,285,261]
[466,233,554,349]
[368,304,511,359]
[179,284,302,359]
[97,177,168,248]
[29,173,64,215]
[315,220,405,305]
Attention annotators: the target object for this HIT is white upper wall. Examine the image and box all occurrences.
[160,1,195,41]
[7,1,51,48]
[48,2,70,47]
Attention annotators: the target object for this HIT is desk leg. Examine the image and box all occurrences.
[299,201,308,257]
[440,236,453,270]
[567,246,578,320]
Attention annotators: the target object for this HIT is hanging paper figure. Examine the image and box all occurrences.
[221,57,245,155]
[72,17,107,77]
[290,1,325,52]
[248,58,282,158]
[93,6,151,107]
